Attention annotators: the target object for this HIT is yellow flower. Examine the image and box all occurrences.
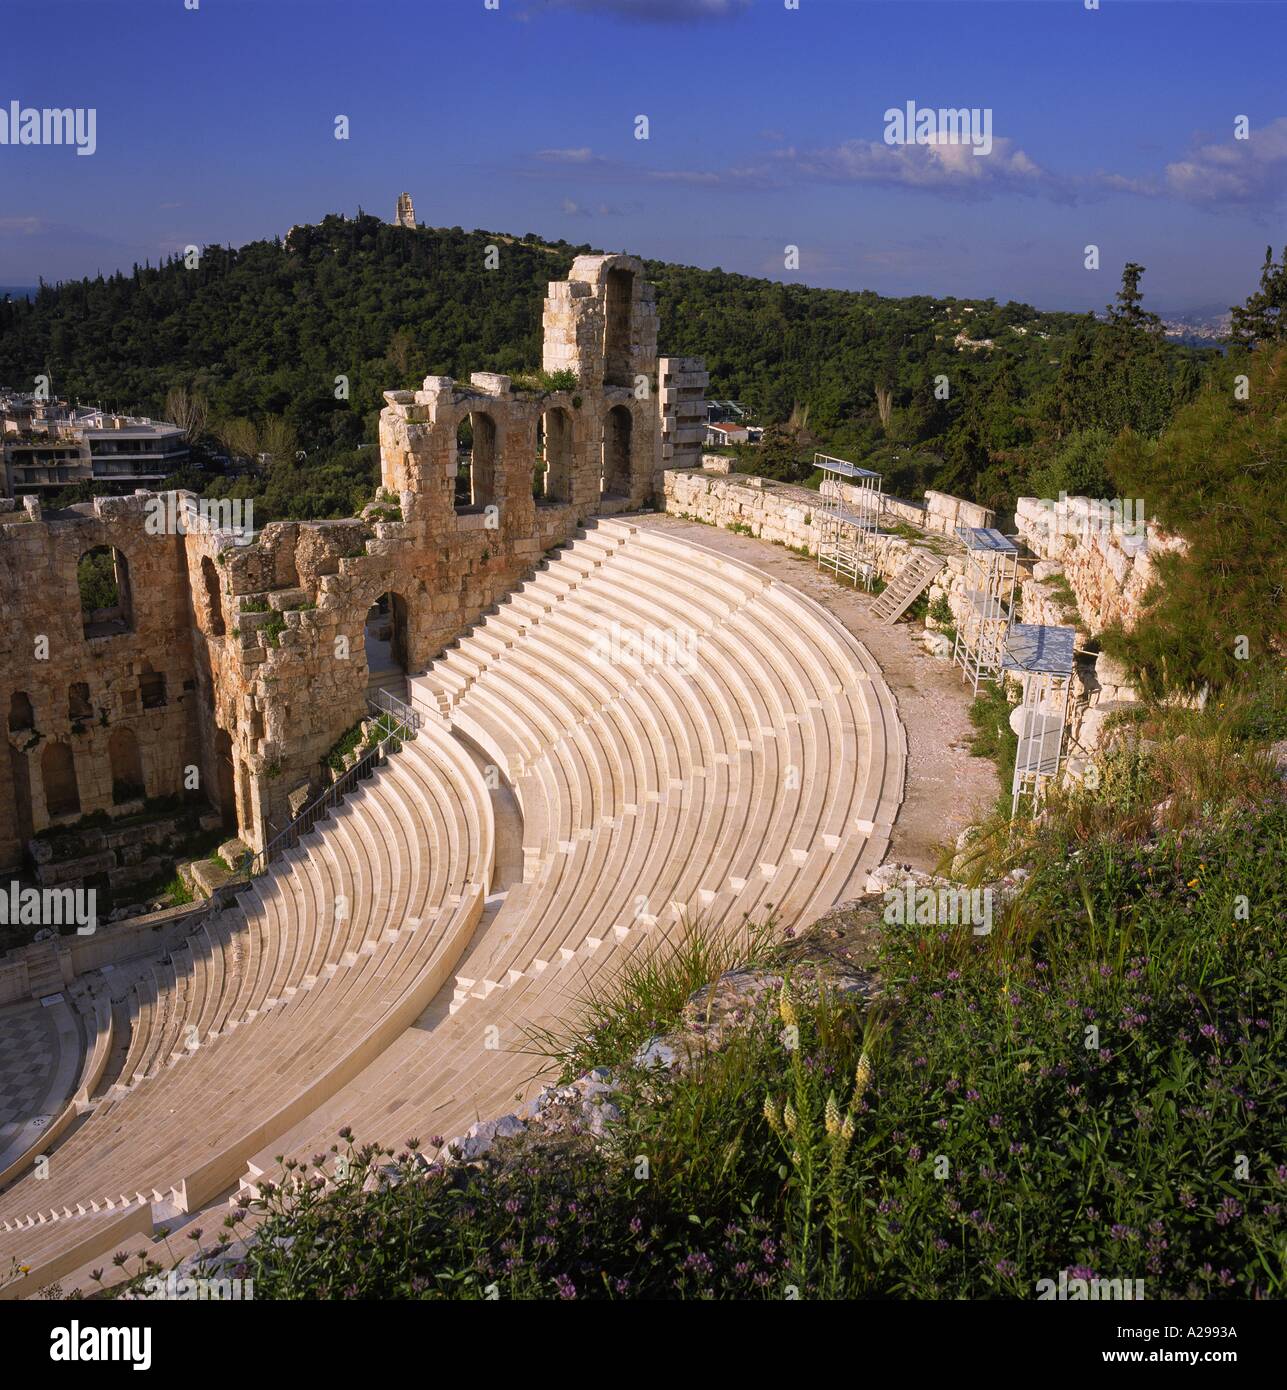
[855,1052,873,1098]
[824,1092,841,1137]
[763,1095,782,1134]
[778,983,798,1030]
[783,1100,799,1138]
[1187,878,1199,888]
[840,1114,855,1144]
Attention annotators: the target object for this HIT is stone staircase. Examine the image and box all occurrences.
[870,552,947,625]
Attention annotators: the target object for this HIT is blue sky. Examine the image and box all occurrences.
[2,0,1285,314]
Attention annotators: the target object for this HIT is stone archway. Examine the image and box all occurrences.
[366,591,410,700]
[536,407,574,505]
[455,410,497,514]
[8,691,34,732]
[603,266,635,387]
[602,404,633,499]
[78,546,133,638]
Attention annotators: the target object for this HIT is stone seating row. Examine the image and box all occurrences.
[239,519,903,1194]
[0,730,494,1290]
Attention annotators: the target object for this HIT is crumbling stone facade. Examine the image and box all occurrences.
[0,255,705,870]
[0,495,205,873]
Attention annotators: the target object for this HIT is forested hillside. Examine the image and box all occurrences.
[0,213,1221,520]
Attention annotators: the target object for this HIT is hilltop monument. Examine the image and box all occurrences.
[395,192,416,229]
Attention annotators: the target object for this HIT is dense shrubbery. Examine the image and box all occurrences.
[1103,345,1287,697]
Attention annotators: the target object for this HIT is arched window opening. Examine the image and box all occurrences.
[455,411,497,514]
[213,729,237,831]
[603,267,635,387]
[140,664,167,710]
[8,691,34,732]
[79,546,132,638]
[537,408,573,505]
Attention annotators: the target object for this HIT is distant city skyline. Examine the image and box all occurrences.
[2,0,1285,316]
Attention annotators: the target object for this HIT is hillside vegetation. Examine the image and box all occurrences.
[0,214,1217,521]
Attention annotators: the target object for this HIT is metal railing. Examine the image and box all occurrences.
[239,691,421,881]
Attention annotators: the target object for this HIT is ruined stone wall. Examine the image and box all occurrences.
[1013,495,1182,637]
[190,255,689,847]
[0,494,205,872]
[665,468,972,584]
[658,357,709,488]
[1,255,704,867]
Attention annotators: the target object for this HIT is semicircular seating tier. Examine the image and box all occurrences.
[0,517,904,1297]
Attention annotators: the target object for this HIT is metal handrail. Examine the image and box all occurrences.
[238,692,420,880]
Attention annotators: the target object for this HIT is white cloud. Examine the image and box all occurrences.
[1162,117,1287,206]
[536,147,597,164]
[769,134,1060,200]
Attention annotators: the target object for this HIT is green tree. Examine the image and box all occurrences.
[1104,345,1287,694]
[1229,243,1287,346]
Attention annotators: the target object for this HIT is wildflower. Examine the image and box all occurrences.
[783,1100,798,1137]
[778,983,798,1030]
[824,1092,842,1137]
[854,1052,873,1099]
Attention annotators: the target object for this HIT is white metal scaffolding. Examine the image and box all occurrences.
[952,526,1019,695]
[1004,623,1076,818]
[815,454,883,590]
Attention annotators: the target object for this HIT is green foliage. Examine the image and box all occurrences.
[735,424,814,483]
[1103,345,1287,695]
[1229,243,1287,347]
[526,914,775,1082]
[76,548,119,613]
[325,720,366,772]
[1025,427,1114,502]
[0,216,1221,525]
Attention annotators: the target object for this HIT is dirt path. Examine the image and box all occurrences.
[633,514,999,874]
